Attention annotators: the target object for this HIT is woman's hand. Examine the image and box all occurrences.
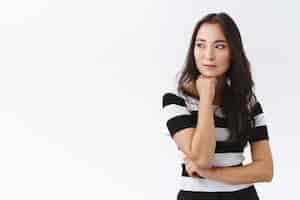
[196,74,217,106]
[184,157,201,178]
[184,156,215,178]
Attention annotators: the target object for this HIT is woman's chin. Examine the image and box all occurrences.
[199,69,225,78]
[199,71,218,78]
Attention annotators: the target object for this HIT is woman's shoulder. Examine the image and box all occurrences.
[162,76,194,109]
[247,95,265,117]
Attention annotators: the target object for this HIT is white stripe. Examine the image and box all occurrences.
[178,176,253,192]
[185,97,226,118]
[215,127,230,141]
[254,113,266,127]
[163,104,191,123]
[214,107,225,118]
[212,153,245,167]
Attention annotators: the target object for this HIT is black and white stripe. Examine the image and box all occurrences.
[162,90,269,192]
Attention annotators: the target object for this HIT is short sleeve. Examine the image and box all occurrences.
[162,92,195,138]
[248,101,269,143]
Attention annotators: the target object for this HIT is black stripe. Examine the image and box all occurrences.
[162,93,186,108]
[167,115,196,138]
[215,141,244,153]
[251,101,263,116]
[168,118,245,153]
[181,163,243,178]
[214,116,228,128]
[249,126,269,143]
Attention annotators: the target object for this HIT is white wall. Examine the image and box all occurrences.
[0,0,298,199]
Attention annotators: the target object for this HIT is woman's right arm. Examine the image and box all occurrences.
[162,94,216,169]
[172,102,216,169]
[189,102,216,168]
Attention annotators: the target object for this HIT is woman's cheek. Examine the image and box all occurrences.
[217,55,230,68]
[194,52,203,69]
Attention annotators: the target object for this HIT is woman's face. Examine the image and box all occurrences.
[194,23,230,78]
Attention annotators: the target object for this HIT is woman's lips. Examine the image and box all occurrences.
[203,64,216,68]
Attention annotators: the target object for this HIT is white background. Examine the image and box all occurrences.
[0,0,298,199]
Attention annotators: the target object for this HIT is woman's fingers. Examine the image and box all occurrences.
[185,161,199,177]
[188,168,198,177]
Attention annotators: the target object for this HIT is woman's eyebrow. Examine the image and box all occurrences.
[195,38,227,43]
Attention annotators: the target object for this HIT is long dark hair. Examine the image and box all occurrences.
[177,12,257,148]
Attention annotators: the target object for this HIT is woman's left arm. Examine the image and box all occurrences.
[187,140,274,184]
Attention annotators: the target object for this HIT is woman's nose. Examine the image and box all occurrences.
[204,48,215,60]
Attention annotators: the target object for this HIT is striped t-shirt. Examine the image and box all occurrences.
[162,85,269,192]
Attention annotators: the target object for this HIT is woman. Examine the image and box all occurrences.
[162,12,273,199]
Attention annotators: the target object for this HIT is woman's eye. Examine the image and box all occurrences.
[216,44,226,49]
[196,43,205,48]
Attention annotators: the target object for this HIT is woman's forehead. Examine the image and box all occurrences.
[196,23,226,42]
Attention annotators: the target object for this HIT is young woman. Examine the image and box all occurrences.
[162,12,273,199]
